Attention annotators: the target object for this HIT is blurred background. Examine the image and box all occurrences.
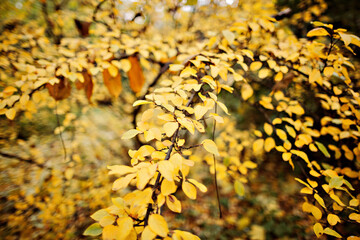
[0,0,359,239]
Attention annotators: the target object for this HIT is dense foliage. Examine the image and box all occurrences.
[1,0,360,239]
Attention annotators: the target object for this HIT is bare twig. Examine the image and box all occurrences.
[0,151,45,168]
[143,90,198,226]
[92,0,112,30]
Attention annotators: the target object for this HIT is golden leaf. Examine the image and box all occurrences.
[307,28,329,37]
[182,181,197,199]
[148,214,169,237]
[202,139,219,156]
[166,195,181,213]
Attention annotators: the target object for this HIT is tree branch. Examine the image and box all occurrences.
[0,151,45,168]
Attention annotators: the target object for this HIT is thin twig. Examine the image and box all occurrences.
[143,90,198,226]
[55,101,67,161]
[212,93,222,218]
[0,151,45,168]
[92,0,112,30]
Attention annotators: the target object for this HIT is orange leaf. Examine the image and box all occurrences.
[82,71,94,103]
[46,77,71,101]
[127,56,145,93]
[103,68,122,98]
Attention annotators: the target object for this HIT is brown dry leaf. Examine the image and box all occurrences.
[82,71,94,103]
[103,68,122,98]
[46,77,71,101]
[127,56,145,93]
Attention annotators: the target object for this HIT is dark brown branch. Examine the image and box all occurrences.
[0,151,45,168]
[143,90,198,226]
[10,84,46,108]
[41,1,62,44]
[92,0,112,30]
[272,8,292,21]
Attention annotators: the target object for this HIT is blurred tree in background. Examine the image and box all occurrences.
[0,0,360,240]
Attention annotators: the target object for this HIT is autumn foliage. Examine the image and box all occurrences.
[1,0,360,239]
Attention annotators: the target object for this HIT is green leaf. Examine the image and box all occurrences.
[83,223,102,236]
[315,141,330,158]
[329,176,343,189]
[234,180,245,197]
[90,209,109,221]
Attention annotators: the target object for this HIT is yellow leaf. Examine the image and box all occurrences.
[163,122,178,137]
[264,137,275,152]
[327,214,341,226]
[169,64,184,71]
[253,139,264,152]
[108,165,136,176]
[222,30,235,44]
[91,209,110,221]
[187,179,207,192]
[100,215,116,227]
[338,32,352,46]
[133,100,152,107]
[116,216,133,239]
[307,28,329,37]
[182,181,197,199]
[166,195,181,213]
[180,67,197,78]
[202,139,219,156]
[217,101,230,115]
[161,179,177,196]
[348,237,360,240]
[312,206,322,220]
[136,167,154,190]
[112,173,136,191]
[102,225,121,240]
[323,228,342,238]
[173,230,200,240]
[151,151,166,160]
[264,122,273,135]
[194,105,208,120]
[148,214,169,237]
[313,223,324,238]
[276,129,287,140]
[324,67,334,77]
[193,120,205,133]
[3,86,17,94]
[349,213,360,222]
[330,193,345,206]
[309,69,322,84]
[120,59,131,72]
[5,108,16,120]
[178,117,195,134]
[258,68,269,79]
[274,72,283,81]
[122,129,142,139]
[250,61,262,71]
[108,64,119,77]
[282,152,292,161]
[314,193,326,209]
[241,83,253,101]
[158,161,175,181]
[141,226,156,240]
[201,75,216,89]
[285,125,296,138]
[290,150,310,164]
